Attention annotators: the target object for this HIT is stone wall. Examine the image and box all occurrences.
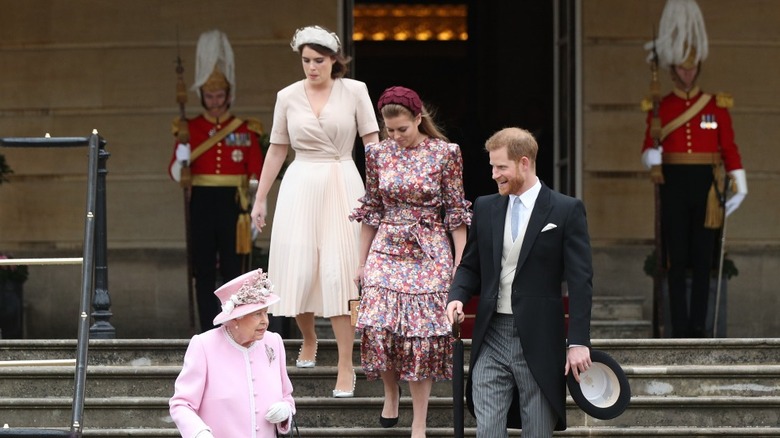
[1,0,778,338]
[0,0,339,338]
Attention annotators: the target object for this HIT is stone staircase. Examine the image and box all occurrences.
[2,338,780,437]
[590,295,651,339]
[1,296,779,437]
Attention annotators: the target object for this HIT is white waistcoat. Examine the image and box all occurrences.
[497,206,527,314]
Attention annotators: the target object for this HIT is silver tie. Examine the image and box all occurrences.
[511,197,521,241]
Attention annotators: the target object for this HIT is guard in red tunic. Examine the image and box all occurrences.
[168,30,264,332]
[642,0,747,337]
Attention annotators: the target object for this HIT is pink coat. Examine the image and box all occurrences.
[169,327,295,437]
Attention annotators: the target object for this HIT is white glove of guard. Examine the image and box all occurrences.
[265,401,291,424]
[194,429,214,438]
[175,143,191,162]
[641,148,662,169]
[724,169,748,217]
[725,193,745,217]
[170,161,182,182]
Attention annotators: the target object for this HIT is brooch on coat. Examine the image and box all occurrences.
[265,344,276,365]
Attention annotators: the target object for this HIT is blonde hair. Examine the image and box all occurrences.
[484,127,538,164]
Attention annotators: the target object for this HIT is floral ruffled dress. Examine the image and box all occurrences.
[350,137,472,381]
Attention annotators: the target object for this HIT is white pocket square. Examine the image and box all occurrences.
[541,223,557,232]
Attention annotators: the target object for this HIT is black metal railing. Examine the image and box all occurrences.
[0,131,113,436]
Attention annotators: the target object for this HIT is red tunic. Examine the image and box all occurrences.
[642,87,743,172]
[168,112,263,184]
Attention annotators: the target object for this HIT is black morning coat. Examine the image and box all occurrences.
[449,182,593,431]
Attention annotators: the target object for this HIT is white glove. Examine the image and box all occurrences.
[170,161,182,182]
[176,143,191,162]
[641,148,662,169]
[194,430,214,438]
[724,169,748,217]
[265,401,291,424]
[725,193,745,217]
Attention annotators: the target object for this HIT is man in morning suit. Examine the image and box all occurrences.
[447,127,593,437]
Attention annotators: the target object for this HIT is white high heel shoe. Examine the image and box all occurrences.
[295,340,318,368]
[332,370,356,398]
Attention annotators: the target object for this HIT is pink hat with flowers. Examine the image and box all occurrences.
[212,268,280,326]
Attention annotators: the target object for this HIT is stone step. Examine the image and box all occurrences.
[592,320,653,339]
[591,296,645,321]
[598,338,780,366]
[2,396,780,429]
[296,365,780,398]
[311,296,648,338]
[2,364,779,399]
[624,364,780,397]
[278,338,780,368]
[3,427,780,437]
[0,339,187,366]
[299,427,780,437]
[0,365,179,398]
[4,338,779,367]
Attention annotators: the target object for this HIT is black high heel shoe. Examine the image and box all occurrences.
[379,384,402,428]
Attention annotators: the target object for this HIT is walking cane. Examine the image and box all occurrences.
[452,315,465,438]
[713,177,730,338]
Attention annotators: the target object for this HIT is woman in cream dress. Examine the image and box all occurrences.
[251,25,379,397]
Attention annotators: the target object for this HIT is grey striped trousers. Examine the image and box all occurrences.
[472,313,556,437]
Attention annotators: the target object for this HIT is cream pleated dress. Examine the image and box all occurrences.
[268,78,379,318]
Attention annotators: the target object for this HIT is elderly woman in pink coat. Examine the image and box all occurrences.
[170,269,295,437]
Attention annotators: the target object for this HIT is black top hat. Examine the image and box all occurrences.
[567,349,631,420]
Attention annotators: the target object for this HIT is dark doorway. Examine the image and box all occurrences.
[352,0,555,200]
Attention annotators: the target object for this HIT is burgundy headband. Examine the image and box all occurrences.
[377,86,422,116]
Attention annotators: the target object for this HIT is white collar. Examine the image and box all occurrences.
[510,177,541,210]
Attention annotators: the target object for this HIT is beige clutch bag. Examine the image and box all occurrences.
[348,286,362,326]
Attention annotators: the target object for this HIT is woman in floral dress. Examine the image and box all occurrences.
[351,86,472,437]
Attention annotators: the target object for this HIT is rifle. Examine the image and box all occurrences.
[175,28,197,334]
[648,27,665,338]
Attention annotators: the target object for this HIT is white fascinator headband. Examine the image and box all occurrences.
[290,25,341,53]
